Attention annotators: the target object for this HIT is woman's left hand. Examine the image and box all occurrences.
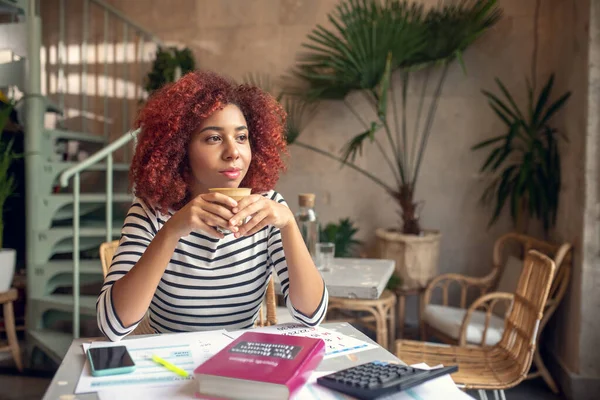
[229,195,294,237]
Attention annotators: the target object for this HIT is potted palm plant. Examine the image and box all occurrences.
[472,74,571,234]
[287,0,501,289]
[0,100,19,292]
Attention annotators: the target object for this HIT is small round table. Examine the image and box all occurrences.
[326,290,397,350]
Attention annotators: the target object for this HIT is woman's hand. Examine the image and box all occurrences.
[164,193,239,239]
[229,195,294,237]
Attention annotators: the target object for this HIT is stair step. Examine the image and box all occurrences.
[46,259,103,274]
[49,161,130,173]
[45,128,107,144]
[51,230,121,254]
[0,1,26,12]
[55,161,130,171]
[53,203,105,222]
[49,226,121,236]
[51,193,132,221]
[28,329,73,364]
[30,259,104,295]
[33,294,97,316]
[51,193,133,202]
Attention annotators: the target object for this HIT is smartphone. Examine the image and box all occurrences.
[87,345,136,377]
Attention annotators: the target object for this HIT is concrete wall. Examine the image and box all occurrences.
[576,0,600,381]
[541,0,588,377]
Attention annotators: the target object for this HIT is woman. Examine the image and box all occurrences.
[97,70,328,341]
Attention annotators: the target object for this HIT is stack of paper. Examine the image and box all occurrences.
[76,330,232,395]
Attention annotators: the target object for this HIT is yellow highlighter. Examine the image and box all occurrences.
[151,354,189,378]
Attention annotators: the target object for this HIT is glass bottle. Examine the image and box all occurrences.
[295,193,319,258]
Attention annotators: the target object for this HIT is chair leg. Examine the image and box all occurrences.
[397,294,405,339]
[532,347,559,393]
[420,321,427,341]
[3,301,22,372]
[478,390,488,400]
[493,390,500,400]
[499,390,507,400]
[375,309,388,350]
[388,303,396,348]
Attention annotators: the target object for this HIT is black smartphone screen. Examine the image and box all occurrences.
[88,346,135,371]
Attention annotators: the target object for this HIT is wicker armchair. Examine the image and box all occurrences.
[99,240,278,336]
[397,250,556,396]
[419,233,572,393]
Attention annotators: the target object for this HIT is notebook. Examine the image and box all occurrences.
[194,331,325,400]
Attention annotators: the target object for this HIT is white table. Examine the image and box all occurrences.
[42,322,402,400]
[275,258,395,300]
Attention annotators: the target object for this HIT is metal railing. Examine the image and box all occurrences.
[51,0,163,339]
[58,128,139,338]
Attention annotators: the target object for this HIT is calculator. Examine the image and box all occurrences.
[316,361,458,400]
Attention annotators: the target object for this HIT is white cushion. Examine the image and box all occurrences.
[424,304,505,346]
[493,255,522,317]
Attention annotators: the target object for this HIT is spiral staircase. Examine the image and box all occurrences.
[0,0,163,364]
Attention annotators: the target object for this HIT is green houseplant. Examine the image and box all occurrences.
[144,46,196,96]
[284,0,501,290]
[472,74,571,234]
[319,218,362,257]
[0,100,20,291]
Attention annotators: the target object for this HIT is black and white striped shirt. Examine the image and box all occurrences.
[97,190,329,341]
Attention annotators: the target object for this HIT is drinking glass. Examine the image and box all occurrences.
[316,242,335,272]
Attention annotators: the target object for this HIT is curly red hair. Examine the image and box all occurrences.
[130,70,288,213]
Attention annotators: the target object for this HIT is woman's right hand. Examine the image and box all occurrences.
[164,193,238,239]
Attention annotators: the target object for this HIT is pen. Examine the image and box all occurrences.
[151,354,189,377]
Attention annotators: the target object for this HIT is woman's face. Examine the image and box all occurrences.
[187,103,252,196]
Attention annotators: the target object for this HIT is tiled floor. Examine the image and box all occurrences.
[0,373,52,400]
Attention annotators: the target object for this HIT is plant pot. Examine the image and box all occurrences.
[0,248,16,292]
[375,228,441,291]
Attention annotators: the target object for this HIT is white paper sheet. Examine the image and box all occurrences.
[230,323,378,359]
[76,330,232,395]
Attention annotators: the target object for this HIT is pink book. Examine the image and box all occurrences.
[194,331,325,400]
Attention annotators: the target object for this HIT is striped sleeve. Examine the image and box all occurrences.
[267,192,328,326]
[96,198,158,341]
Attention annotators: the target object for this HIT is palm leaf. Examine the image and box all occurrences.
[539,91,572,127]
[293,0,429,100]
[480,145,502,172]
[340,121,379,163]
[532,73,554,125]
[283,95,317,145]
[494,78,525,122]
[377,53,393,118]
[471,134,505,150]
[482,89,521,123]
[489,165,516,226]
